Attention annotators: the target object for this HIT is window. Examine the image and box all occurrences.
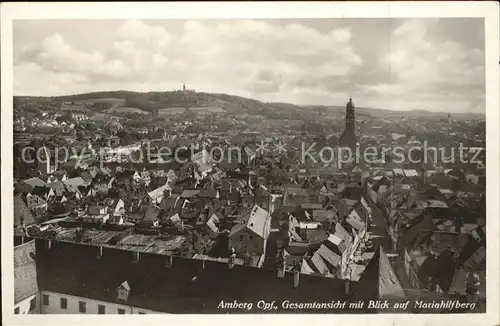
[240,235,244,241]
[30,297,36,311]
[79,301,86,313]
[60,298,67,310]
[42,294,49,306]
[117,308,126,314]
[14,307,20,314]
[98,305,105,314]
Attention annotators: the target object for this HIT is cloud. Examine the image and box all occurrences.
[14,19,363,102]
[361,19,485,111]
[14,62,90,96]
[384,20,483,88]
[19,33,131,81]
[12,19,485,112]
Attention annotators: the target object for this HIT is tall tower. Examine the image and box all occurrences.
[37,145,51,175]
[182,82,190,113]
[338,96,358,153]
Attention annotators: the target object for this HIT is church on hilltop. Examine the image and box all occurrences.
[180,82,195,93]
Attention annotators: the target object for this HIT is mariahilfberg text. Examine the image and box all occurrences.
[216,299,477,311]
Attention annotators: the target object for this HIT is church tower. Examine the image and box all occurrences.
[182,82,190,113]
[338,96,358,153]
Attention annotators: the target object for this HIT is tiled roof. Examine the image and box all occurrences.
[14,195,35,227]
[48,181,66,196]
[80,171,94,183]
[25,194,47,209]
[246,205,270,239]
[64,177,87,188]
[312,210,336,222]
[53,170,67,180]
[180,189,201,198]
[334,223,352,244]
[448,268,468,295]
[419,250,458,293]
[31,186,51,197]
[377,246,405,298]
[119,280,131,291]
[148,184,171,201]
[23,177,47,189]
[428,231,469,257]
[143,205,162,222]
[206,214,220,233]
[87,166,99,178]
[150,169,167,178]
[316,244,341,267]
[310,252,331,276]
[326,233,343,247]
[229,205,270,239]
[300,259,315,275]
[341,185,364,201]
[14,240,38,303]
[345,209,365,232]
[199,189,218,198]
[400,214,435,249]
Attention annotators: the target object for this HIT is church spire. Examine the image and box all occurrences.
[338,93,358,154]
[347,95,354,109]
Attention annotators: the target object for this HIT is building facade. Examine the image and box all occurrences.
[39,291,162,314]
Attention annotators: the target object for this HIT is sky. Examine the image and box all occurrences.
[13,18,485,113]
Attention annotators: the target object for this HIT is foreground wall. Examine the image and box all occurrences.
[33,238,377,313]
[40,291,163,314]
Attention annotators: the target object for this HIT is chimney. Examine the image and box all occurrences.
[166,255,173,267]
[277,265,285,278]
[454,216,464,233]
[228,253,236,269]
[293,269,300,288]
[466,272,481,304]
[344,279,350,295]
[344,268,352,294]
[292,260,301,288]
[132,251,139,263]
[277,249,286,278]
[228,247,236,269]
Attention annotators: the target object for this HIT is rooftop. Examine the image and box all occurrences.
[33,238,378,313]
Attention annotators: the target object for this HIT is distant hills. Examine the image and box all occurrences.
[14,90,484,119]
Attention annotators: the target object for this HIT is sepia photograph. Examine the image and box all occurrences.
[2,2,499,325]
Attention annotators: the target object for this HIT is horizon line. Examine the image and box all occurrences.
[13,90,486,116]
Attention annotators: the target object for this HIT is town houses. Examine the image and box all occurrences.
[13,95,487,314]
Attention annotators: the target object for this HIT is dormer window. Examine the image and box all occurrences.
[117,281,131,301]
